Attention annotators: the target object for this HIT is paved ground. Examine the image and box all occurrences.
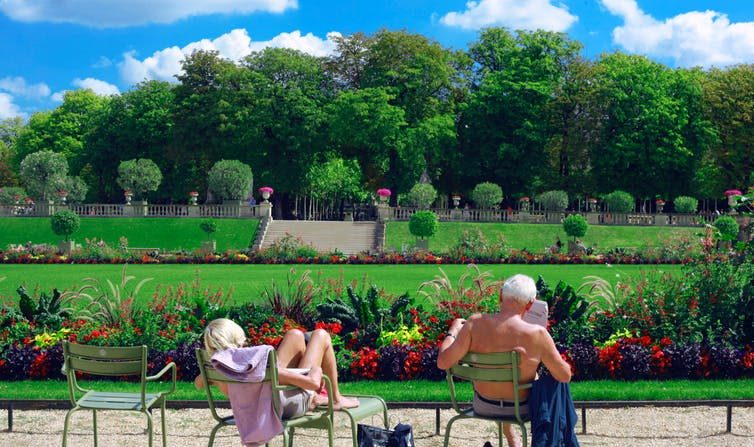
[2,406,754,446]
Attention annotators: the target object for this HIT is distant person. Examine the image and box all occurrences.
[438,275,578,447]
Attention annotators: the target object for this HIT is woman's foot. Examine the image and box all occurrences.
[332,395,360,410]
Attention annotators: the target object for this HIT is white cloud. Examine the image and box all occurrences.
[602,0,754,67]
[119,28,341,85]
[440,0,577,32]
[51,91,67,103]
[73,77,120,96]
[92,56,113,69]
[0,76,50,100]
[0,93,24,119]
[0,0,297,28]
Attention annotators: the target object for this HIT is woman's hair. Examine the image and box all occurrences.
[203,318,247,354]
[501,274,537,307]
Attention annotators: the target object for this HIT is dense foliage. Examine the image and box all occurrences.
[116,158,162,200]
[2,28,748,214]
[406,183,437,209]
[674,196,699,214]
[537,190,569,211]
[207,159,253,202]
[408,211,439,240]
[562,214,588,241]
[471,182,503,209]
[604,190,634,213]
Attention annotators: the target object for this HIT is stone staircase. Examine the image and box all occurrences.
[257,220,382,255]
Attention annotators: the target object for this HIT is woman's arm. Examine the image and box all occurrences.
[277,366,323,391]
[194,373,229,396]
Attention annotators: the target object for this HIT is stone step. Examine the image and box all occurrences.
[258,220,379,255]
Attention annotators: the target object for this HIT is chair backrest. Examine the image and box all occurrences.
[447,351,531,420]
[62,341,148,405]
[195,348,284,422]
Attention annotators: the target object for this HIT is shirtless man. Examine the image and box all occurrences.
[437,274,572,447]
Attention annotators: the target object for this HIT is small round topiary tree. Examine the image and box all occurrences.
[409,211,439,249]
[406,183,437,209]
[604,190,634,213]
[536,190,569,211]
[713,215,739,242]
[562,214,588,241]
[20,150,68,201]
[200,218,218,242]
[471,182,503,209]
[116,158,162,200]
[673,196,698,214]
[50,210,80,241]
[208,160,253,202]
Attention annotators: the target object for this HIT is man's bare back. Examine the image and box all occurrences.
[464,312,547,400]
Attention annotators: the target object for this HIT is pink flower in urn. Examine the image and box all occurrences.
[189,191,199,197]
[376,188,392,197]
[724,189,743,198]
[655,198,665,205]
[519,196,530,202]
[259,186,274,194]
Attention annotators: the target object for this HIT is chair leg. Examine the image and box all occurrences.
[145,410,154,447]
[497,422,503,447]
[160,402,168,447]
[92,410,98,447]
[443,414,464,447]
[207,423,223,447]
[62,407,79,447]
[326,417,334,447]
[520,422,528,447]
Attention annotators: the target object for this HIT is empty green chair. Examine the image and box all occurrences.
[444,351,532,447]
[62,341,176,447]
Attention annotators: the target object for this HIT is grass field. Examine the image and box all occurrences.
[1,379,750,401]
[386,222,699,252]
[0,263,682,305]
[0,218,259,252]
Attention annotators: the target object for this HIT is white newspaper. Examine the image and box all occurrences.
[522,300,548,328]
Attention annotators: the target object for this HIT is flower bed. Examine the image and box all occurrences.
[2,239,753,383]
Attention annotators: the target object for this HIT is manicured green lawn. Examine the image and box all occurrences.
[1,379,750,401]
[386,222,699,252]
[0,263,681,305]
[0,217,259,252]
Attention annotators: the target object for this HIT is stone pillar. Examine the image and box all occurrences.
[188,205,200,217]
[586,213,600,225]
[123,204,135,217]
[450,209,463,221]
[258,201,273,220]
[377,203,391,222]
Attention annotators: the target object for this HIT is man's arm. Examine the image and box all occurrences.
[437,318,471,370]
[538,327,572,383]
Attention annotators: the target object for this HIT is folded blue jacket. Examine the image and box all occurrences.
[529,373,580,447]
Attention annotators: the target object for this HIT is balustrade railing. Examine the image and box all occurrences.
[0,203,262,218]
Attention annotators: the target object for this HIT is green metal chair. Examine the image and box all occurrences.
[444,352,532,447]
[62,341,176,447]
[196,348,336,447]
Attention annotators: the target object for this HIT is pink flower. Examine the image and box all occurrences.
[519,197,530,202]
[189,191,199,197]
[377,188,391,197]
[724,189,743,197]
[259,186,274,194]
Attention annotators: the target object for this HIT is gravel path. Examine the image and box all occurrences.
[2,406,753,446]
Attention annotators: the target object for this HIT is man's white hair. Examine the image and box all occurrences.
[501,274,537,307]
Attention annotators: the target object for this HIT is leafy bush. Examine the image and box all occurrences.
[714,216,739,242]
[262,268,320,328]
[257,234,319,261]
[471,182,503,209]
[536,190,569,211]
[208,159,253,201]
[604,190,634,213]
[20,150,68,201]
[200,219,218,241]
[674,196,698,214]
[406,183,437,209]
[50,210,80,241]
[116,158,162,199]
[562,214,588,241]
[0,186,27,204]
[446,229,508,260]
[15,286,70,329]
[60,176,88,203]
[409,211,439,240]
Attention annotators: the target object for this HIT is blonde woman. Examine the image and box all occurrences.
[195,318,359,417]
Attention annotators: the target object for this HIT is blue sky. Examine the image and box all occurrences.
[2,0,754,119]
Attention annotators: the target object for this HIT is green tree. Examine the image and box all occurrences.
[409,210,439,240]
[305,158,366,202]
[19,150,68,201]
[562,214,588,241]
[536,190,569,211]
[50,210,80,241]
[604,190,634,213]
[116,159,162,200]
[207,159,253,201]
[471,182,503,209]
[0,117,24,185]
[406,183,437,209]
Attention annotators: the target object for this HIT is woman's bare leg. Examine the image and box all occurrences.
[503,424,522,447]
[275,329,306,368]
[296,329,359,409]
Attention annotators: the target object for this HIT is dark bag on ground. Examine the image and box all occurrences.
[357,422,414,447]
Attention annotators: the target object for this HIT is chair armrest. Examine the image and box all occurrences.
[319,375,334,415]
[146,362,177,396]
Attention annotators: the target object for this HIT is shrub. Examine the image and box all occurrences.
[200,219,218,241]
[0,186,27,204]
[604,190,634,213]
[536,190,569,211]
[471,182,503,209]
[60,176,89,203]
[674,196,698,214]
[208,159,253,201]
[408,211,439,240]
[562,214,588,241]
[713,215,739,241]
[20,150,68,201]
[116,159,162,199]
[50,210,80,241]
[406,183,437,209]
